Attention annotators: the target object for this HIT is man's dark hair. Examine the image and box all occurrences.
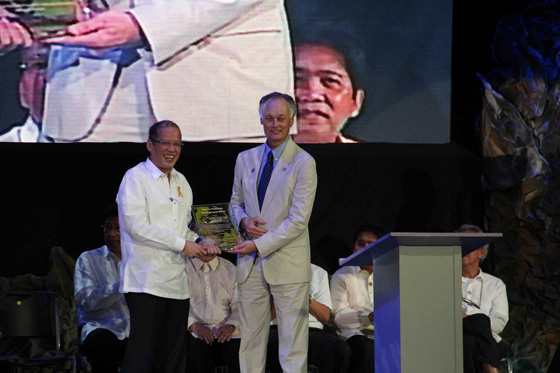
[292,20,366,98]
[102,203,118,222]
[148,120,181,141]
[352,224,386,243]
[258,92,297,119]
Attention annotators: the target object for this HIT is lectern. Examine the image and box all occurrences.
[339,232,502,373]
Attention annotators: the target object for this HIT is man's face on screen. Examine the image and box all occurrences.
[260,97,294,149]
[294,43,364,143]
[147,125,182,175]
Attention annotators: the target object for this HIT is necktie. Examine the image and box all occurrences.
[258,151,274,210]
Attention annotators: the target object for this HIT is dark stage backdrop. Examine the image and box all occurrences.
[0,142,482,278]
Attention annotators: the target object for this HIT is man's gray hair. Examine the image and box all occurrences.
[455,224,488,261]
[258,92,297,119]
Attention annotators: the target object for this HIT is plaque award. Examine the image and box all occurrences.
[0,0,91,37]
[191,203,239,251]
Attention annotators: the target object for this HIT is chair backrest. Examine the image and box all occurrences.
[0,290,61,353]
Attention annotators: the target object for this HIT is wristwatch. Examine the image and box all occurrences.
[309,295,314,304]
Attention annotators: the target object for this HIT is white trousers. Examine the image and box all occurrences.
[238,256,309,373]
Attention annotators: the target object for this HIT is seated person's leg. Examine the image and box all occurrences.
[308,328,351,373]
[463,314,500,372]
[81,328,127,373]
[217,338,241,373]
[186,332,216,373]
[346,334,374,373]
[463,334,479,373]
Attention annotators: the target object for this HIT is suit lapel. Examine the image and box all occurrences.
[248,145,265,216]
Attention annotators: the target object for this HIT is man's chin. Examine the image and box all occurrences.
[299,118,338,133]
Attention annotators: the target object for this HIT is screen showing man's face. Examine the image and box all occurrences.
[294,43,362,143]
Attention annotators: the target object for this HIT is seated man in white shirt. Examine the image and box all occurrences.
[74,204,129,373]
[457,224,509,373]
[186,253,240,373]
[267,263,351,372]
[330,224,384,373]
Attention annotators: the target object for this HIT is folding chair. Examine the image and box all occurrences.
[0,290,86,372]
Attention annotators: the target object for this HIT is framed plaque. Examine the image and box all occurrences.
[191,203,239,251]
[0,0,91,37]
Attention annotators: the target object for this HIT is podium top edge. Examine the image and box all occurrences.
[339,232,503,267]
[386,232,503,238]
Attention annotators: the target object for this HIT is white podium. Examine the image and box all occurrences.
[339,232,502,373]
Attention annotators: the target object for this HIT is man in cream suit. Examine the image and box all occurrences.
[230,92,317,372]
[0,0,292,142]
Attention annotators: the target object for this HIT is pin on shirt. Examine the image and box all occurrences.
[177,186,183,198]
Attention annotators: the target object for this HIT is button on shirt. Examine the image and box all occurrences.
[187,257,240,337]
[117,158,198,299]
[330,266,374,340]
[462,269,508,342]
[74,246,130,343]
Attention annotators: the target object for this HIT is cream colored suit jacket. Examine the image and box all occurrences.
[230,138,317,285]
[42,0,293,142]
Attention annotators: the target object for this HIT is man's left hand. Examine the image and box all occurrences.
[230,240,257,257]
[215,325,234,343]
[43,11,143,48]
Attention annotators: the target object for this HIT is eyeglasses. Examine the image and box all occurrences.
[101,224,120,232]
[462,297,480,309]
[150,139,184,149]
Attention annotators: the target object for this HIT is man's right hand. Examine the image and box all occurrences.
[240,217,268,239]
[190,323,214,344]
[0,19,33,54]
[182,241,208,258]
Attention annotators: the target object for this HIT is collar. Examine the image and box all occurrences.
[145,157,177,180]
[357,268,372,279]
[102,245,120,261]
[335,134,358,143]
[463,268,483,281]
[191,256,219,272]
[473,268,483,280]
[264,138,289,163]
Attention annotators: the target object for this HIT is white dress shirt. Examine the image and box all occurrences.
[187,257,240,338]
[117,157,198,299]
[309,264,332,330]
[462,268,509,342]
[74,246,130,343]
[330,266,374,340]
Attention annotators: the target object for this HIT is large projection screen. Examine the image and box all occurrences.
[0,0,452,144]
